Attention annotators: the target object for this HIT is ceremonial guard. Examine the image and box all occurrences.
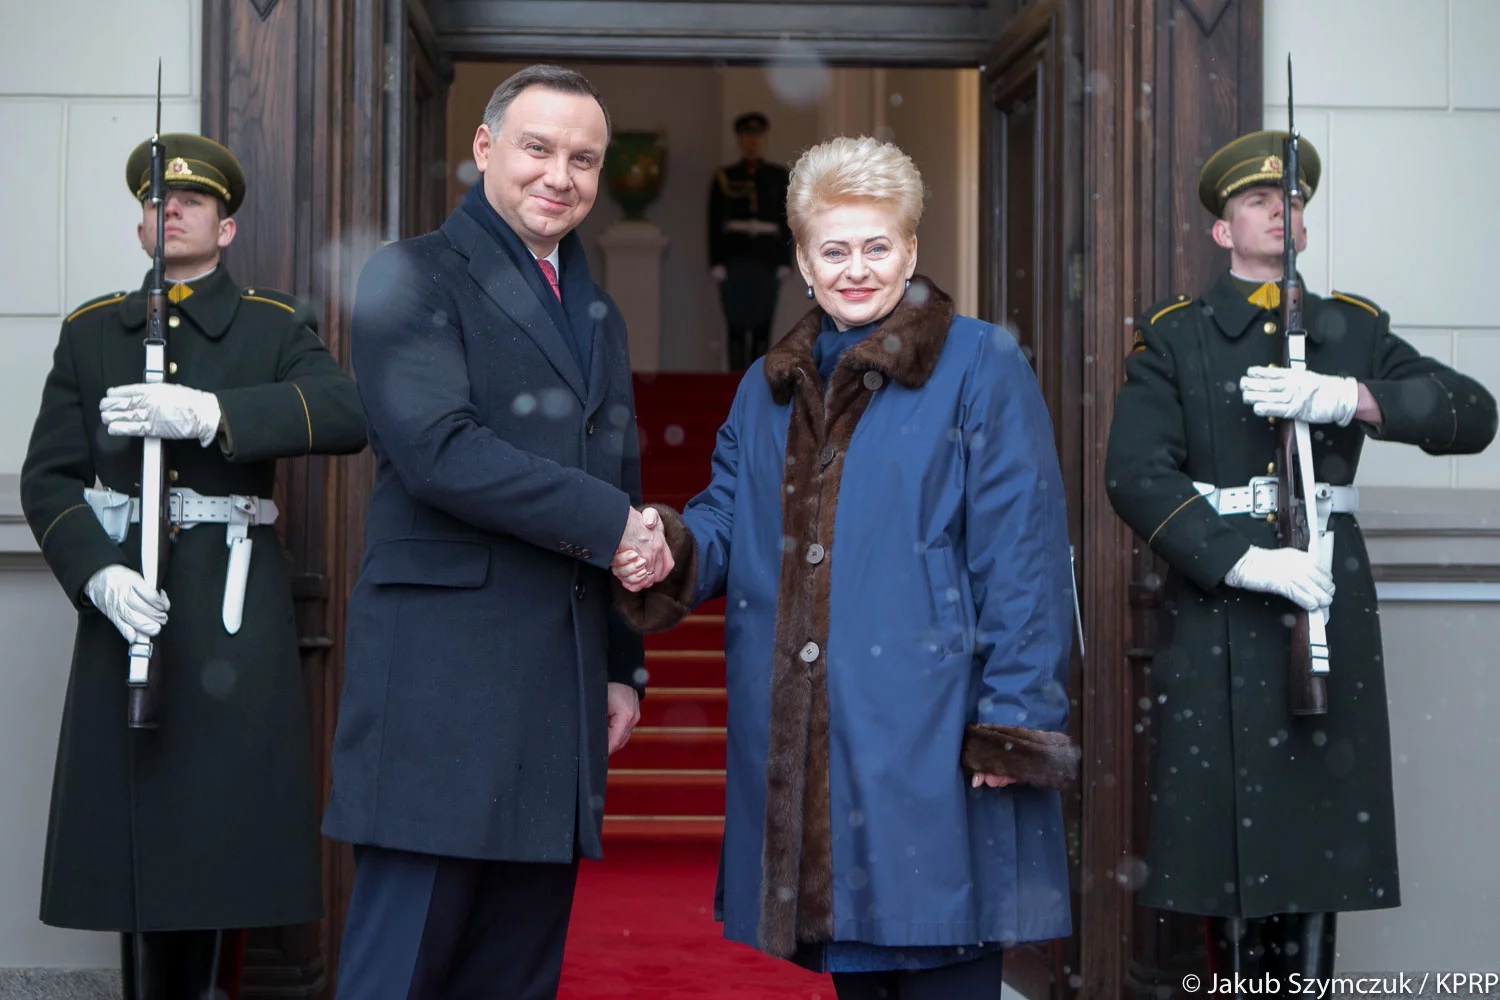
[20,134,366,997]
[1105,132,1495,976]
[708,111,794,370]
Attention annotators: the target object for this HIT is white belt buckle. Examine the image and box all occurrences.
[1249,476,1279,516]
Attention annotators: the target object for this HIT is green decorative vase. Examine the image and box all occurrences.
[605,130,667,221]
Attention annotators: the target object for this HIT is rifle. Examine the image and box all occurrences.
[127,61,171,729]
[1277,54,1330,716]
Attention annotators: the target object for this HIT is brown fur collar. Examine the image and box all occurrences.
[762,276,954,405]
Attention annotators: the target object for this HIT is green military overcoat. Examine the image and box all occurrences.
[20,268,366,931]
[1105,270,1496,918]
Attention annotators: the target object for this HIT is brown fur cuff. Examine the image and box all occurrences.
[960,724,1080,790]
[611,504,699,633]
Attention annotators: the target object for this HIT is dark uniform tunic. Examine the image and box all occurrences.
[1105,270,1496,918]
[21,267,366,931]
[708,158,793,370]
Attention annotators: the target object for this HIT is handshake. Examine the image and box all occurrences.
[613,506,675,593]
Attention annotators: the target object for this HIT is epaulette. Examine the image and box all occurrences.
[65,291,127,324]
[1146,293,1193,326]
[1330,290,1381,317]
[239,286,304,316]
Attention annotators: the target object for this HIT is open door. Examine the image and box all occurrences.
[979,2,1085,997]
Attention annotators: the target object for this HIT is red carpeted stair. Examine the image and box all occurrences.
[604,373,741,845]
[558,374,836,995]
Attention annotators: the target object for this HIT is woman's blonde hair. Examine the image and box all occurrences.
[786,136,926,248]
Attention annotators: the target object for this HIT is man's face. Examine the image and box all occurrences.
[737,130,767,161]
[138,188,234,267]
[1214,184,1307,261]
[472,86,608,256]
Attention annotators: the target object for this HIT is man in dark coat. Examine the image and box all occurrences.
[709,111,794,370]
[323,64,670,999]
[1105,131,1496,978]
[20,134,367,998]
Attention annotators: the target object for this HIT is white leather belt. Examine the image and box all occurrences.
[84,486,279,535]
[1194,477,1357,518]
[84,487,278,636]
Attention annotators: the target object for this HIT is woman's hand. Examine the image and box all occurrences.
[971,773,1017,789]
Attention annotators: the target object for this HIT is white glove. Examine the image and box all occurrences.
[100,383,222,446]
[710,265,728,282]
[84,565,171,645]
[1239,367,1360,426]
[1223,546,1334,611]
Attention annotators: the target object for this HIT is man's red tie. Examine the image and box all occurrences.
[538,259,562,301]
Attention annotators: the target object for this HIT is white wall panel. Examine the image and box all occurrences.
[1264,0,1448,109]
[0,103,65,316]
[1331,113,1500,328]
[1452,0,1500,110]
[0,1,196,97]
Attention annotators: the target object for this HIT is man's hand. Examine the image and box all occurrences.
[606,681,641,756]
[84,565,171,644]
[1240,367,1360,427]
[1223,545,1334,611]
[613,507,673,592]
[100,383,223,446]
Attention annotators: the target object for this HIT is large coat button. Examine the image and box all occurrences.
[863,371,884,391]
[805,543,825,564]
[799,641,820,662]
[575,582,587,600]
[818,445,836,466]
[1262,321,1277,334]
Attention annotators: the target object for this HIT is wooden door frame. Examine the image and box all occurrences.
[201,1,1262,995]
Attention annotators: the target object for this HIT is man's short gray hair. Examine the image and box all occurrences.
[482,65,612,142]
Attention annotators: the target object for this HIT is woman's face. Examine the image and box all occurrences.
[797,201,917,331]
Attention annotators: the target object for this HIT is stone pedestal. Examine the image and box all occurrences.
[597,221,669,371]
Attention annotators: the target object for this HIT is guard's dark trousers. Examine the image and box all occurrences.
[336,845,580,999]
[1206,913,1337,989]
[120,928,245,1000]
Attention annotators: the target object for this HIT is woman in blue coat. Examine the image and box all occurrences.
[616,136,1078,998]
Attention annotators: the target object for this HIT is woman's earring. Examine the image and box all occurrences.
[806,286,814,299]
[905,279,911,290]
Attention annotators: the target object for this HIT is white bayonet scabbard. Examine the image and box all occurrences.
[221,496,257,634]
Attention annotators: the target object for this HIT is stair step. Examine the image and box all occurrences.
[641,649,726,687]
[639,688,727,728]
[602,816,724,845]
[643,614,724,652]
[606,770,726,816]
[611,727,727,770]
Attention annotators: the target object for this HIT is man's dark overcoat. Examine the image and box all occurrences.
[21,268,367,931]
[322,205,645,864]
[1105,271,1496,917]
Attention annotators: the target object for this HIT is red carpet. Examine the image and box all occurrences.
[558,841,834,999]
